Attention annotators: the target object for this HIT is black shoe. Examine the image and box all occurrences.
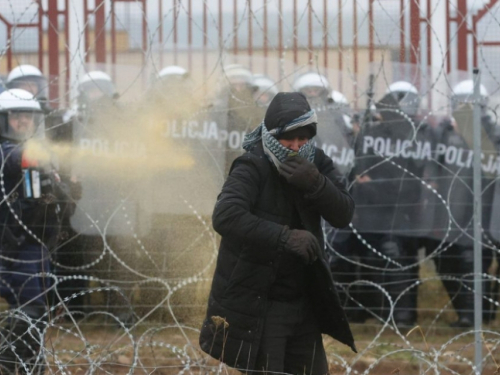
[450,316,473,328]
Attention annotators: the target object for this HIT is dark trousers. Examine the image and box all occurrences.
[252,299,329,375]
[0,244,50,374]
[337,233,418,324]
[0,243,51,308]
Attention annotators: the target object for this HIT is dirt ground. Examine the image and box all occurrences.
[43,318,500,375]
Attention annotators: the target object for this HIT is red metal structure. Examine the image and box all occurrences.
[0,0,499,106]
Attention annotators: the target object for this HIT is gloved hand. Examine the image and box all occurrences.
[278,156,323,192]
[281,228,321,265]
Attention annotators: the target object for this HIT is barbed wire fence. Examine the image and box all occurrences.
[0,0,500,374]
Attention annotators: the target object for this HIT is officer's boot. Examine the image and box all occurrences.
[448,286,475,328]
[444,245,474,328]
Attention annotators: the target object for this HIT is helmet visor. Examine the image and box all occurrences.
[5,110,45,141]
[301,86,328,99]
[8,76,48,100]
[79,79,116,102]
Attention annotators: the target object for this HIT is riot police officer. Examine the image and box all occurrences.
[293,76,360,322]
[76,70,118,116]
[70,70,139,326]
[330,90,351,114]
[292,72,331,109]
[253,74,279,107]
[451,79,500,149]
[329,89,355,143]
[421,80,500,327]
[322,88,360,322]
[217,65,264,174]
[7,64,73,146]
[348,81,426,327]
[0,88,72,374]
[6,65,49,109]
[147,65,194,116]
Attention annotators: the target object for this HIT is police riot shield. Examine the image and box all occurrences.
[485,109,500,244]
[350,93,432,237]
[426,104,498,246]
[70,102,153,236]
[140,105,228,217]
[314,106,355,178]
[224,95,266,175]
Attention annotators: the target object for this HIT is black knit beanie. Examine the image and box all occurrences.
[264,92,317,137]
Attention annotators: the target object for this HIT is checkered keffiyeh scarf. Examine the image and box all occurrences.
[242,110,317,168]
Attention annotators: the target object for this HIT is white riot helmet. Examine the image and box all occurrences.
[451,79,489,110]
[253,74,278,107]
[330,89,351,114]
[222,64,257,93]
[153,65,192,95]
[158,65,188,80]
[385,81,420,116]
[0,89,45,142]
[292,72,331,101]
[6,64,48,101]
[78,71,117,106]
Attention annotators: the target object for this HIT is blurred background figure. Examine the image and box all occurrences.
[451,79,500,150]
[418,79,500,327]
[329,89,354,141]
[217,64,264,174]
[292,72,331,108]
[71,69,139,326]
[221,64,258,101]
[6,65,51,116]
[7,64,70,145]
[0,88,70,374]
[145,65,195,120]
[152,66,192,98]
[330,90,351,115]
[77,70,118,115]
[6,66,85,320]
[346,80,428,328]
[252,74,279,107]
[385,81,421,117]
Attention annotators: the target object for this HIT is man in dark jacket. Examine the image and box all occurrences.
[199,92,356,375]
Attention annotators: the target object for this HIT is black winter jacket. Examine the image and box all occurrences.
[199,142,356,371]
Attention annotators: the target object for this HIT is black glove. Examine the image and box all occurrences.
[281,228,321,265]
[278,156,323,192]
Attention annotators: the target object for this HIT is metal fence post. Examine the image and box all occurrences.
[472,67,483,375]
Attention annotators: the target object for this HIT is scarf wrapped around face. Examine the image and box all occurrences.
[242,110,317,169]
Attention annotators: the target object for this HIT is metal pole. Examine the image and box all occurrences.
[68,0,86,106]
[430,0,447,112]
[472,67,483,375]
